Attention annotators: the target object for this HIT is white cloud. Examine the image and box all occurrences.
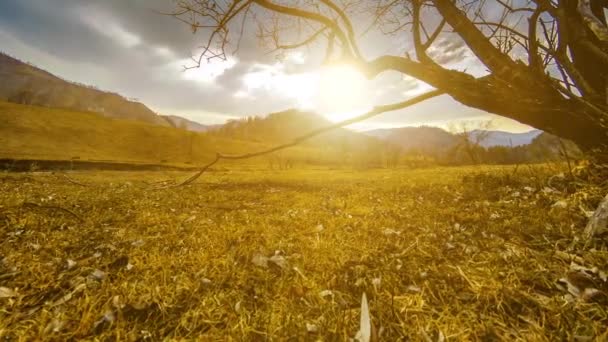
[233,90,255,99]
[78,7,142,48]
[154,46,174,59]
[177,57,238,84]
[241,62,319,109]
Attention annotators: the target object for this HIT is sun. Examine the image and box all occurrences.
[233,62,373,122]
[316,64,372,122]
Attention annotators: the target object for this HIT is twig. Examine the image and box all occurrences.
[556,138,573,178]
[21,202,85,222]
[0,271,21,281]
[54,173,93,187]
[159,89,444,188]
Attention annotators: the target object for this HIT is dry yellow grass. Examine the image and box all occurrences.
[0,166,606,340]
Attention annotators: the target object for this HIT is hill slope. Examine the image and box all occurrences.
[0,53,169,127]
[161,115,220,132]
[0,101,261,164]
[365,126,459,153]
[212,109,382,146]
[0,101,393,168]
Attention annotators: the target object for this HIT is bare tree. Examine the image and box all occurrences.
[168,0,608,158]
[449,120,493,164]
[168,0,608,237]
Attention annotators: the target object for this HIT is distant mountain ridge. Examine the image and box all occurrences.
[469,129,542,147]
[365,126,543,151]
[0,52,170,126]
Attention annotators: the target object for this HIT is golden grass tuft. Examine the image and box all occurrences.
[0,166,606,340]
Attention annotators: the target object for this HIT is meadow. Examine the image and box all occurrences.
[0,165,606,340]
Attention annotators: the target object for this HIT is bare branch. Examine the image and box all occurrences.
[433,0,520,79]
[528,7,543,71]
[422,19,446,50]
[413,0,434,64]
[275,26,328,50]
[319,0,363,58]
[252,0,355,59]
[164,89,444,187]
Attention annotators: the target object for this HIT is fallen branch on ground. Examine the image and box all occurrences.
[54,173,94,188]
[160,89,444,188]
[21,202,85,222]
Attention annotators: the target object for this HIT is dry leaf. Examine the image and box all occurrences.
[269,254,288,269]
[91,269,106,281]
[306,323,319,333]
[252,254,269,268]
[355,292,371,342]
[0,287,17,298]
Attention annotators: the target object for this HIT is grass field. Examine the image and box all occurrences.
[0,165,607,340]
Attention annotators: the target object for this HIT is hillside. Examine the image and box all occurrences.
[0,53,169,127]
[161,115,220,132]
[207,109,396,166]
[0,101,393,168]
[0,101,262,165]
[365,126,459,153]
[212,109,382,146]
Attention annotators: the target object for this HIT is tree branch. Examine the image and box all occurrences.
[252,0,354,59]
[528,7,543,71]
[319,0,363,59]
[413,0,434,64]
[162,89,444,188]
[432,0,520,78]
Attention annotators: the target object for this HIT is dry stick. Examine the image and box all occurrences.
[57,173,92,187]
[21,202,85,222]
[557,137,574,178]
[165,89,445,188]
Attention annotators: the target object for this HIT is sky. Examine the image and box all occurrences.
[0,0,535,132]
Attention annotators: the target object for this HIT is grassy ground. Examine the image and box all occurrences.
[0,165,606,340]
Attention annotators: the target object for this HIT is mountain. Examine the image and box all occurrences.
[0,52,169,126]
[211,109,380,146]
[207,109,395,166]
[365,126,459,153]
[366,126,543,151]
[469,129,542,147]
[526,131,581,157]
[162,115,221,132]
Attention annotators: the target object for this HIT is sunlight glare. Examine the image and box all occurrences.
[235,62,373,120]
[316,64,371,122]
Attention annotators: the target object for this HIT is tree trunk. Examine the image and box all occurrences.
[565,0,608,104]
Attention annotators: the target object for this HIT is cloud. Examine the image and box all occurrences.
[176,57,238,84]
[428,37,470,65]
[77,6,142,48]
